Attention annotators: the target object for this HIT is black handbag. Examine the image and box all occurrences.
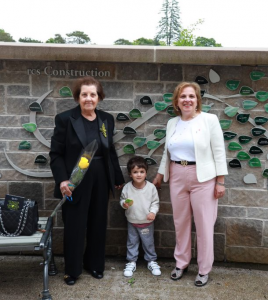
[0,196,39,237]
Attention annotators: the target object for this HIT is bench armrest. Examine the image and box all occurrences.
[39,217,53,249]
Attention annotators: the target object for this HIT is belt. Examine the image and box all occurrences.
[172,160,196,166]
[93,156,103,160]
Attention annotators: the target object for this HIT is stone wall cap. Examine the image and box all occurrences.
[0,42,268,65]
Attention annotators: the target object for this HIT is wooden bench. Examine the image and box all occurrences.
[0,216,58,300]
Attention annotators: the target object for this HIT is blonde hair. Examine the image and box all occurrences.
[172,82,202,116]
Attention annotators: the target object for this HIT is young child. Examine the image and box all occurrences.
[120,156,161,277]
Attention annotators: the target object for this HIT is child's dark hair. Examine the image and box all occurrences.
[127,156,148,174]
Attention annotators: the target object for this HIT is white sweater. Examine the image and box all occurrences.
[120,181,159,224]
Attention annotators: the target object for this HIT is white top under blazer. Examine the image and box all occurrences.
[158,112,228,183]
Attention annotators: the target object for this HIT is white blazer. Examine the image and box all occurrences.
[158,112,228,183]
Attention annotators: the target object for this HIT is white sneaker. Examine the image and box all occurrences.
[147,261,161,276]
[124,262,136,277]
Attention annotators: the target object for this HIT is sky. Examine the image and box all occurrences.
[1,0,268,48]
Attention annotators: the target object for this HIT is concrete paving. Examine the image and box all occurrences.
[0,255,267,300]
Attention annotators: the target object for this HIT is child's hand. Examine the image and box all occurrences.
[123,202,129,209]
[147,212,155,221]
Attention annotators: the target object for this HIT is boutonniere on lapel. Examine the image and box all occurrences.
[100,123,107,138]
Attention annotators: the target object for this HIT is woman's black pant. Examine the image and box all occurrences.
[62,159,109,278]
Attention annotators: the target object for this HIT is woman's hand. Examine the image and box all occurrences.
[153,173,164,190]
[214,183,225,199]
[60,180,72,197]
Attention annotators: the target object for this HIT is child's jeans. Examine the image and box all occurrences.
[126,221,157,262]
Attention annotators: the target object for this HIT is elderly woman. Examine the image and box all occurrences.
[153,82,228,287]
[49,76,124,285]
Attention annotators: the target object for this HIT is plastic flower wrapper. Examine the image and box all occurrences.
[51,139,98,217]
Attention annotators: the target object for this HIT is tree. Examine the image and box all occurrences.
[174,19,203,46]
[66,31,90,44]
[19,37,42,43]
[114,39,133,45]
[195,37,222,47]
[0,29,15,42]
[46,34,66,44]
[156,0,181,46]
[133,37,159,46]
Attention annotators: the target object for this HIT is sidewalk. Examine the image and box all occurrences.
[0,255,267,300]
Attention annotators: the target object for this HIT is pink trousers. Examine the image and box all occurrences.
[169,163,218,275]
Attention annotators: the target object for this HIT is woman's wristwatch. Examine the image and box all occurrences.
[216,181,225,186]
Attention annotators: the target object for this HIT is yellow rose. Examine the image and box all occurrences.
[79,157,89,169]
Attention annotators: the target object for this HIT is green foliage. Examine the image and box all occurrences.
[173,19,222,47]
[156,0,181,46]
[46,34,66,44]
[133,37,160,45]
[114,39,133,45]
[174,19,203,46]
[0,29,15,42]
[19,37,42,43]
[66,31,90,44]
[195,36,222,47]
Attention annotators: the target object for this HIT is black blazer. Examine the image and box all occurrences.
[49,105,125,200]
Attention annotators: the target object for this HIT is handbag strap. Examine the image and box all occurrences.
[0,200,30,237]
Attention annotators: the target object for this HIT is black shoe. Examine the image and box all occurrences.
[90,270,103,279]
[64,274,77,285]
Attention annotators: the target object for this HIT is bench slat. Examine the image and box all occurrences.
[0,217,49,248]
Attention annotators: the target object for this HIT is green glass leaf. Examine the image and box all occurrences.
[238,135,252,145]
[18,141,31,150]
[224,106,239,117]
[237,151,250,161]
[154,129,166,139]
[264,103,268,113]
[248,158,261,167]
[163,93,173,103]
[129,109,142,118]
[202,105,212,113]
[123,144,135,154]
[219,119,232,130]
[242,100,258,110]
[254,116,268,126]
[228,142,242,151]
[250,71,265,81]
[251,127,266,137]
[262,169,268,178]
[59,86,72,97]
[147,141,161,150]
[236,114,250,124]
[155,102,168,111]
[239,86,254,96]
[22,122,37,133]
[133,137,146,147]
[255,91,268,102]
[223,131,237,141]
[167,106,176,117]
[226,80,240,91]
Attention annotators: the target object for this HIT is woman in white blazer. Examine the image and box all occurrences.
[153,82,228,287]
